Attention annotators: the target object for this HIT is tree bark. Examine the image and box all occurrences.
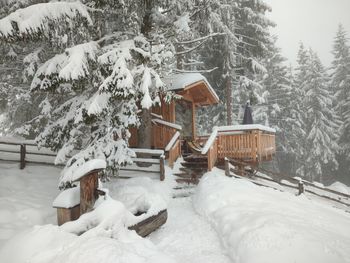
[226,74,233,125]
[138,0,153,151]
[138,108,152,150]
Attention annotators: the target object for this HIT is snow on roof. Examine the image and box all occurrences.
[53,186,80,209]
[164,73,220,102]
[61,159,106,183]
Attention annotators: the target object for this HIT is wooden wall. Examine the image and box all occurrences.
[129,101,176,149]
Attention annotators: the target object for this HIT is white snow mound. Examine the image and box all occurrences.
[193,169,350,263]
[0,196,174,263]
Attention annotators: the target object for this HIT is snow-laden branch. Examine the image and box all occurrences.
[0,1,92,38]
[175,32,226,45]
[176,40,208,56]
[174,67,218,74]
[31,41,98,90]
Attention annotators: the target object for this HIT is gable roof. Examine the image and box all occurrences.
[164,73,220,106]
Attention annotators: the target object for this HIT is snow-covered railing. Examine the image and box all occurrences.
[215,124,276,134]
[165,131,180,152]
[201,128,218,155]
[152,118,182,130]
[152,118,182,150]
[165,131,181,168]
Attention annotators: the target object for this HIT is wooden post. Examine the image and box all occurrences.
[298,180,305,195]
[238,164,244,176]
[80,170,99,215]
[251,131,257,162]
[20,144,26,169]
[160,155,165,181]
[224,157,230,177]
[257,130,262,163]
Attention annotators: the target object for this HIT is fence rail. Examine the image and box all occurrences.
[0,139,57,169]
[0,139,166,180]
[224,158,350,208]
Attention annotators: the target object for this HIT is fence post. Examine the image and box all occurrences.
[224,157,230,177]
[298,180,305,195]
[160,155,165,181]
[20,144,26,169]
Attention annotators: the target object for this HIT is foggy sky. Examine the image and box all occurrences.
[264,0,350,67]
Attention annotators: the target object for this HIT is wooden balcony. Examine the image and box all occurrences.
[200,125,276,171]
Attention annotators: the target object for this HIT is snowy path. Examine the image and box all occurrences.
[149,197,231,263]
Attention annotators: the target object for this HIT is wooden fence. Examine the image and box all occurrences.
[0,138,166,180]
[0,138,57,169]
[225,158,350,208]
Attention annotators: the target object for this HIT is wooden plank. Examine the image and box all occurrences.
[120,164,160,173]
[131,148,164,156]
[132,158,160,164]
[128,209,167,237]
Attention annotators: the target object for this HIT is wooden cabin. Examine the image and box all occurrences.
[129,73,276,171]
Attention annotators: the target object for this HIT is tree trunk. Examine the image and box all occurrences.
[138,0,153,151]
[226,75,233,125]
[138,108,152,149]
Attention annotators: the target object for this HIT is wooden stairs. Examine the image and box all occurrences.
[174,154,208,185]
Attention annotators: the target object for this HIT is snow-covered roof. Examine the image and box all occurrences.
[52,186,80,209]
[164,73,220,104]
[61,159,107,184]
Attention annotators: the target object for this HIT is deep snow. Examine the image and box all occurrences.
[0,161,350,263]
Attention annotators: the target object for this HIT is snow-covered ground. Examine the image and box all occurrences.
[0,161,350,263]
[0,162,61,247]
[194,169,350,263]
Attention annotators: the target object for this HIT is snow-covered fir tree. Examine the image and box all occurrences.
[296,48,340,183]
[261,39,305,175]
[0,0,196,178]
[330,24,350,177]
[196,0,274,133]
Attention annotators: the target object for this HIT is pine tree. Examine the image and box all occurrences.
[196,0,274,131]
[0,1,193,177]
[330,24,350,178]
[262,39,305,175]
[297,49,339,183]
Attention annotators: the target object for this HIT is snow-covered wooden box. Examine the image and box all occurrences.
[53,187,80,226]
[54,159,107,225]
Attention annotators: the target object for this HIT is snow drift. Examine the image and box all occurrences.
[193,169,350,263]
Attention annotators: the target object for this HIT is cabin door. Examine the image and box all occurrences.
[175,100,193,140]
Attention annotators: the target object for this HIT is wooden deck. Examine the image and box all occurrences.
[200,125,276,171]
